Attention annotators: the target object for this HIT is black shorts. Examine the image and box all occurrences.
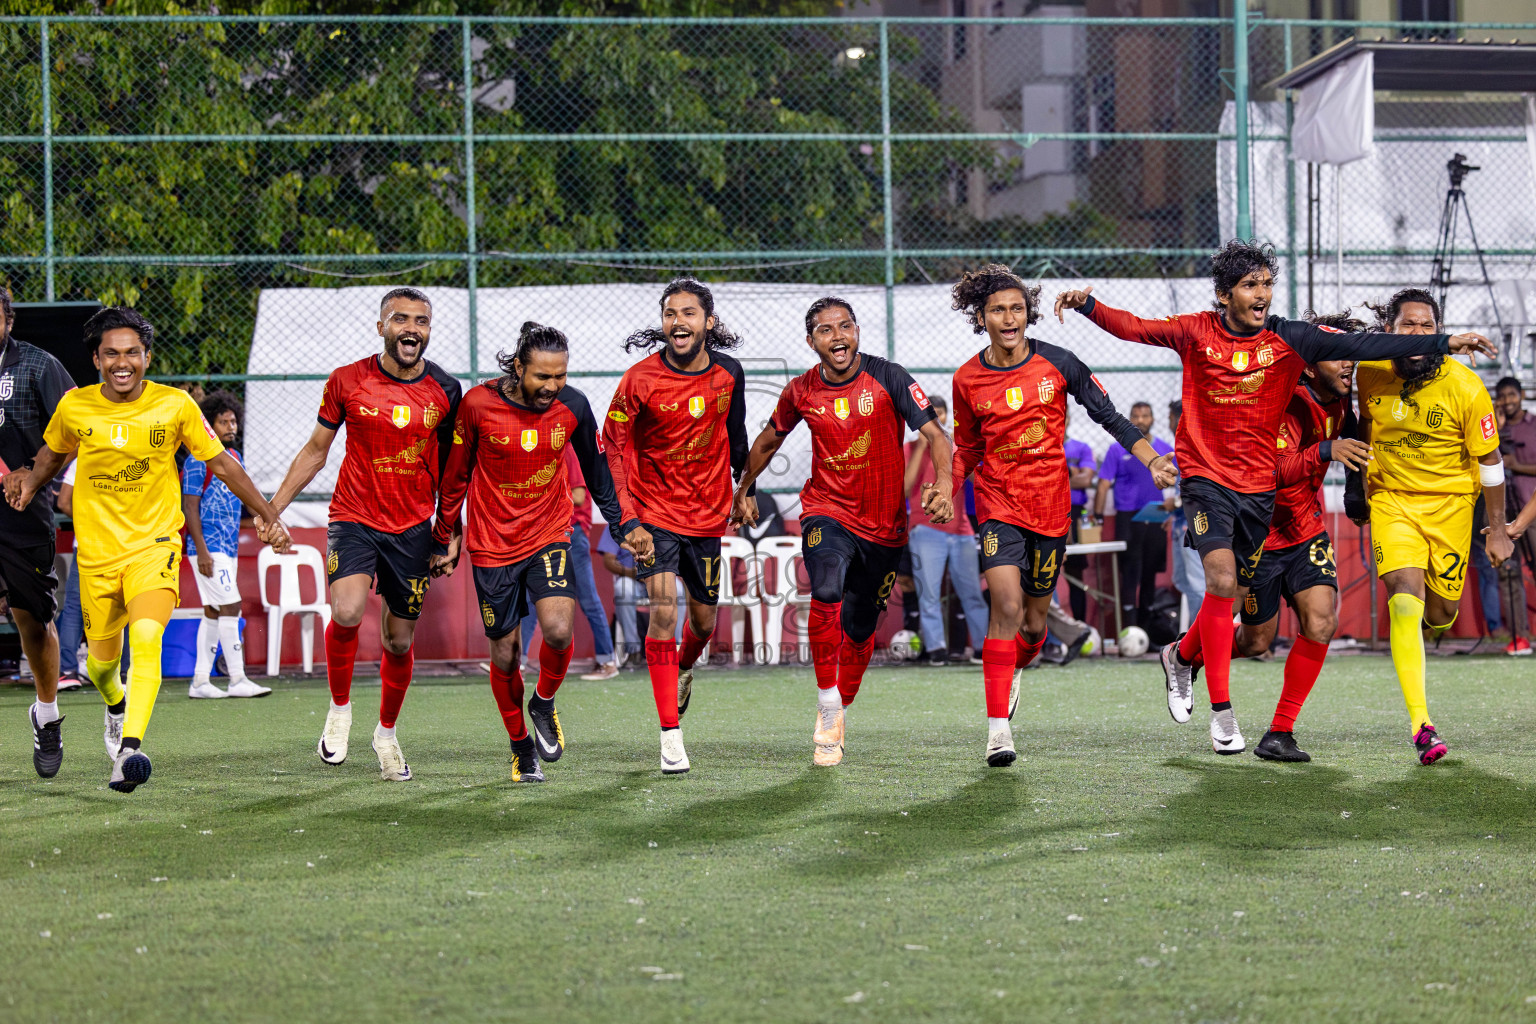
[1181,476,1275,580]
[472,542,573,640]
[1241,532,1338,626]
[978,519,1068,598]
[326,519,434,620]
[801,516,902,638]
[0,533,59,621]
[634,525,722,606]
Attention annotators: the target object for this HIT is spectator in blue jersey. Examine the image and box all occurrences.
[182,392,269,699]
[1062,406,1098,621]
[1093,401,1175,630]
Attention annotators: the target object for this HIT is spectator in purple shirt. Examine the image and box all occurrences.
[1093,401,1174,630]
[1495,377,1536,654]
[1062,407,1097,621]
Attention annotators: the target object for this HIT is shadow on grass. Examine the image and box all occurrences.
[1120,757,1536,855]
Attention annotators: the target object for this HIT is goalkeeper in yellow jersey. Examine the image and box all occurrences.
[4,308,291,793]
[1356,288,1513,765]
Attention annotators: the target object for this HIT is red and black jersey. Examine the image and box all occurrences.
[1077,297,1450,494]
[603,349,749,539]
[952,340,1143,537]
[770,354,937,546]
[1268,381,1346,549]
[318,355,461,531]
[434,381,622,568]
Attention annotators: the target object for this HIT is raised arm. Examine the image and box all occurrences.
[1272,317,1494,364]
[1056,290,1191,350]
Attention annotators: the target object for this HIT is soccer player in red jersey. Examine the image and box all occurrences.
[1233,311,1372,763]
[730,297,954,767]
[271,287,462,782]
[950,264,1175,767]
[603,279,749,775]
[1054,241,1494,755]
[430,322,632,783]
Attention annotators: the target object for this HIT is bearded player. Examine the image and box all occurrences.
[6,307,291,793]
[731,297,952,767]
[1055,241,1494,756]
[1234,311,1371,763]
[604,279,749,775]
[1356,288,1511,764]
[951,264,1174,767]
[271,287,462,781]
[431,322,632,783]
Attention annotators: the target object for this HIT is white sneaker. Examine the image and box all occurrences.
[104,707,125,763]
[188,680,227,699]
[660,728,690,774]
[372,724,413,781]
[226,678,273,698]
[986,721,1017,767]
[318,703,352,764]
[1008,668,1024,720]
[1160,641,1195,724]
[1210,707,1245,755]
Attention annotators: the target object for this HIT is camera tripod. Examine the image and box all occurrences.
[1429,153,1507,347]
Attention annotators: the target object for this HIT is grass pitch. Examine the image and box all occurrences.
[2,653,1535,1023]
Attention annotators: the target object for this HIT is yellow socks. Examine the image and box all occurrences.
[1387,593,1430,732]
[86,653,126,708]
[122,619,166,744]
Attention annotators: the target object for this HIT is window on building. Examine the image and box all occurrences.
[1397,0,1454,32]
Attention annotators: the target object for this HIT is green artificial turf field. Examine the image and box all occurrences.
[2,654,1534,1023]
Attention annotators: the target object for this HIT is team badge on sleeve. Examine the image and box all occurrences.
[909,382,930,410]
[1482,413,1496,440]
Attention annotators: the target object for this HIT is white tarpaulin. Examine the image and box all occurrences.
[1291,51,1375,166]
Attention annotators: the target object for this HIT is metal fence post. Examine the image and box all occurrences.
[1283,25,1297,317]
[41,17,53,301]
[1233,2,1252,240]
[462,18,480,384]
[880,20,896,361]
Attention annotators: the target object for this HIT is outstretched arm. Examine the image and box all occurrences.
[271,422,337,516]
[916,419,954,524]
[4,444,69,512]
[1055,290,1189,351]
[207,451,290,553]
[1275,318,1494,363]
[731,423,785,527]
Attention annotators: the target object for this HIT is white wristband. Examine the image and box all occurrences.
[1480,461,1505,487]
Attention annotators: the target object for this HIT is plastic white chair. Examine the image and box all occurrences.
[258,544,332,676]
[755,536,809,665]
[717,535,762,665]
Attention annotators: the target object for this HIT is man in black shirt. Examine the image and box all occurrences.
[0,289,77,778]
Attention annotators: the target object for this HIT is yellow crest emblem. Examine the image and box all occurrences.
[858,390,874,416]
[391,405,411,428]
[109,423,129,449]
[423,403,441,429]
[1193,511,1209,535]
[1231,351,1249,372]
[520,429,539,452]
[806,527,822,547]
[327,549,339,575]
[1391,399,1409,422]
[481,601,496,628]
[1037,378,1055,404]
[551,423,566,450]
[1005,387,1024,411]
[833,397,850,421]
[1325,416,1333,437]
[983,532,999,556]
[688,396,706,419]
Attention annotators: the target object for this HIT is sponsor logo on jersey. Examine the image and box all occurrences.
[806,527,822,547]
[521,429,539,452]
[608,409,629,422]
[500,458,560,494]
[994,418,1048,455]
[688,396,706,419]
[150,425,167,448]
[834,397,851,420]
[110,423,129,449]
[1210,370,1266,404]
[423,402,441,429]
[0,373,12,400]
[823,430,872,466]
[356,405,379,416]
[1037,378,1055,404]
[909,382,930,410]
[90,457,150,483]
[858,390,874,416]
[1231,351,1250,372]
[1005,387,1024,411]
[1257,344,1274,366]
[1193,511,1209,535]
[373,436,430,471]
[1482,413,1496,440]
[658,402,679,412]
[552,422,566,450]
[392,405,411,428]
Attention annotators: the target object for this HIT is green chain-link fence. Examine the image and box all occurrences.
[1,13,1533,502]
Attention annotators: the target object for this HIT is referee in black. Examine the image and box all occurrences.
[0,288,76,778]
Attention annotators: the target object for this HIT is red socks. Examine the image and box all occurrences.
[809,600,841,692]
[1015,632,1045,670]
[838,635,875,707]
[1273,635,1328,732]
[645,637,680,729]
[378,647,414,728]
[536,641,573,701]
[1193,594,1235,706]
[981,638,1014,718]
[678,619,711,672]
[324,621,360,705]
[489,664,527,741]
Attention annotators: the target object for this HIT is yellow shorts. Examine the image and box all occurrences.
[1370,490,1475,601]
[79,543,182,641]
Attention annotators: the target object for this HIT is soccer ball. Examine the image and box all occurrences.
[1080,626,1101,658]
[889,629,924,661]
[1117,626,1150,658]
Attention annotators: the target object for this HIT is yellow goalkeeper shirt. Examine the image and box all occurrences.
[44,381,225,572]
[1357,357,1498,497]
